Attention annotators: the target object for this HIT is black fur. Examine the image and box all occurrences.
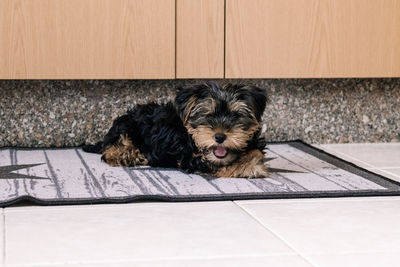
[83,102,209,172]
[83,82,267,175]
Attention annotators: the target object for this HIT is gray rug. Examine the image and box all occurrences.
[0,141,399,207]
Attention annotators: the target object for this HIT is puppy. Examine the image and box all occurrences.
[83,82,268,178]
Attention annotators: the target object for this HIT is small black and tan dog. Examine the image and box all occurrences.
[83,82,268,178]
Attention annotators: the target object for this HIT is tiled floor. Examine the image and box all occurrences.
[1,143,400,267]
[317,143,400,183]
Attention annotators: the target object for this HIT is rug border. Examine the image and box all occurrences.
[1,140,400,207]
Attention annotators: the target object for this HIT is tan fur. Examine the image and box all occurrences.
[188,124,260,151]
[187,126,218,148]
[224,125,259,150]
[187,122,261,167]
[214,149,268,178]
[102,135,148,167]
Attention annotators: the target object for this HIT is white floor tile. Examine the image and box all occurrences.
[314,145,374,169]
[381,168,400,180]
[319,143,400,168]
[236,198,400,256]
[236,196,400,205]
[307,252,400,267]
[313,144,400,183]
[37,255,312,267]
[367,168,400,183]
[0,209,3,266]
[4,202,295,265]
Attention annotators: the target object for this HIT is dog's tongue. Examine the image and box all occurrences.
[214,146,227,158]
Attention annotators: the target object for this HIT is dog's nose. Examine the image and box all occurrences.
[214,133,227,144]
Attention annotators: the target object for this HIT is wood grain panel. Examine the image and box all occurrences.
[226,0,400,78]
[0,0,175,79]
[176,0,224,78]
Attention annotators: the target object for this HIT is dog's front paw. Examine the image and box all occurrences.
[238,161,268,178]
[214,149,268,178]
[234,150,268,178]
[101,152,123,167]
[101,135,148,167]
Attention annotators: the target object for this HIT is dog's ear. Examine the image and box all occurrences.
[174,85,202,124]
[227,84,267,122]
[175,83,216,124]
[247,86,267,121]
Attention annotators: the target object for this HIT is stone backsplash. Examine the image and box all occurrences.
[0,79,399,147]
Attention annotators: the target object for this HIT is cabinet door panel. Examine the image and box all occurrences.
[176,0,224,78]
[0,0,175,79]
[226,0,400,78]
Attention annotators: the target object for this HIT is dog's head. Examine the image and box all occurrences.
[175,82,267,166]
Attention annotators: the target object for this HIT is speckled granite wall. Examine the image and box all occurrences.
[0,79,399,147]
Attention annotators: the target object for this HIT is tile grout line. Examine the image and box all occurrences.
[2,253,305,267]
[319,148,375,168]
[233,202,316,267]
[373,167,400,170]
[366,168,400,180]
[376,169,400,179]
[319,148,376,169]
[332,150,400,170]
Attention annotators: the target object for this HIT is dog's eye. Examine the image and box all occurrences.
[205,115,215,125]
[231,112,240,120]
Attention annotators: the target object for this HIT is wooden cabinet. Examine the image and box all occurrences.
[176,0,224,78]
[226,0,400,78]
[1,0,400,79]
[0,0,175,79]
